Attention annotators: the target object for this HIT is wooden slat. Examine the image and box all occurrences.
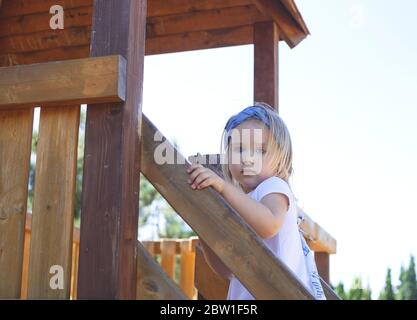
[161,239,177,279]
[0,5,92,38]
[0,55,126,110]
[148,0,252,17]
[28,105,79,299]
[180,239,196,298]
[0,45,90,67]
[0,0,91,17]
[136,241,188,300]
[253,0,307,48]
[146,25,253,55]
[147,5,267,38]
[141,114,314,299]
[195,244,229,300]
[77,0,146,300]
[0,109,33,298]
[254,21,279,110]
[0,26,91,54]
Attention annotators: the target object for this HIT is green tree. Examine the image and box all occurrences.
[406,255,417,299]
[379,268,395,300]
[334,282,347,300]
[397,255,417,300]
[347,277,372,300]
[397,265,407,299]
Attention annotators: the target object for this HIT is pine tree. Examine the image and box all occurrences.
[379,268,395,300]
[406,255,417,300]
[334,282,347,300]
[348,277,371,300]
[397,265,407,299]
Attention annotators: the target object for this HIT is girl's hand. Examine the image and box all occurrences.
[186,164,225,194]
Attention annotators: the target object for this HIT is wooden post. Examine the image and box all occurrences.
[77,0,147,299]
[254,21,279,111]
[314,252,330,284]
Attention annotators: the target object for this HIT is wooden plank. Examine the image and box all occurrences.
[180,239,196,299]
[77,0,146,299]
[195,244,228,300]
[253,0,307,48]
[148,0,252,17]
[0,45,90,67]
[147,5,267,38]
[161,239,177,279]
[27,105,79,299]
[0,5,92,38]
[136,241,188,300]
[0,26,91,54]
[298,209,337,254]
[0,55,127,110]
[0,109,33,298]
[0,0,92,17]
[141,114,315,299]
[254,21,279,110]
[315,252,330,284]
[146,25,253,55]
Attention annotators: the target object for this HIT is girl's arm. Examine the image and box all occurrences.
[187,164,289,239]
[199,239,232,280]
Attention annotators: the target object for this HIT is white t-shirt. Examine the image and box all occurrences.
[226,176,313,300]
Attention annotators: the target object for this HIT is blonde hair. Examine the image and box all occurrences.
[220,102,294,190]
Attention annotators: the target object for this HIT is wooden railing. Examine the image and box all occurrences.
[142,238,199,299]
[23,213,195,300]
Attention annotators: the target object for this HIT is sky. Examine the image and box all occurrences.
[141,0,417,298]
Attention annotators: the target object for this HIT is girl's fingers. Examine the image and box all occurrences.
[192,173,211,188]
[188,167,206,185]
[186,163,202,174]
[197,178,212,189]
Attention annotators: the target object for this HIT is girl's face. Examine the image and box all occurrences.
[228,119,276,193]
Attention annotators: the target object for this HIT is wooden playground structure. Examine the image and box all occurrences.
[0,0,339,299]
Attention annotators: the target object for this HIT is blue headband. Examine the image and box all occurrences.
[224,105,271,145]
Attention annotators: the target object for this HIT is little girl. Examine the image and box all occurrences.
[186,102,325,300]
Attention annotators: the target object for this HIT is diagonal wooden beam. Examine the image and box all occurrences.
[137,241,188,300]
[141,114,314,300]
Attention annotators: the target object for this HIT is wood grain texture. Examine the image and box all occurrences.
[136,241,188,300]
[0,55,127,110]
[195,244,229,300]
[0,109,33,298]
[141,114,315,299]
[28,105,80,299]
[147,5,267,38]
[77,0,146,299]
[146,25,253,55]
[254,21,279,110]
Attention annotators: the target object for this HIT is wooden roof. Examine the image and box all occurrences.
[0,0,309,67]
